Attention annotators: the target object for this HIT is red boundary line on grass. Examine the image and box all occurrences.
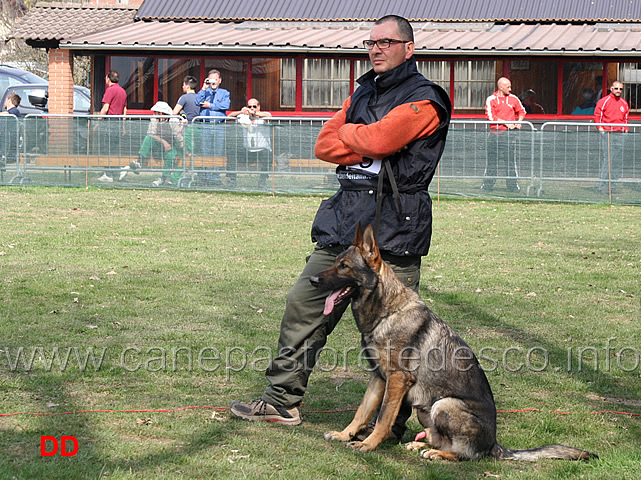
[0,406,638,418]
[495,408,640,416]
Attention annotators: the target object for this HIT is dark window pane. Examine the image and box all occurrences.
[252,58,291,112]
[158,58,201,107]
[111,56,155,110]
[204,59,248,111]
[562,62,603,115]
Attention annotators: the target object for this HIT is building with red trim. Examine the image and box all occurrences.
[11,0,641,119]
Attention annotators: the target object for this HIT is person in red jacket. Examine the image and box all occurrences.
[594,80,629,194]
[482,77,526,192]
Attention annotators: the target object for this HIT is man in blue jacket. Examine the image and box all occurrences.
[195,69,230,185]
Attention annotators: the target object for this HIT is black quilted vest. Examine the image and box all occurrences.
[311,57,451,257]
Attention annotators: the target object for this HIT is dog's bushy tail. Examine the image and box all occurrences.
[491,443,598,462]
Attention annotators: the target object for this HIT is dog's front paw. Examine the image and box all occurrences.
[347,440,375,452]
[405,441,427,451]
[419,448,458,461]
[324,430,351,442]
[420,448,439,460]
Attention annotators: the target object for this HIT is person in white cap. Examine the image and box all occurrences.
[119,101,184,186]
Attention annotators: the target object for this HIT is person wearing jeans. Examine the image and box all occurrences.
[195,69,230,185]
[594,80,629,194]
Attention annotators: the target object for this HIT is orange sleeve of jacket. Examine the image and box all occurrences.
[314,97,362,165]
[314,97,442,165]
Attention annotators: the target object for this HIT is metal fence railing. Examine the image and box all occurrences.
[2,115,640,205]
[9,115,334,193]
[439,120,538,197]
[537,122,641,203]
[0,114,21,183]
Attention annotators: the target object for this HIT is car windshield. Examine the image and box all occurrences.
[74,89,90,112]
[8,86,47,109]
[0,68,47,100]
[7,85,90,113]
[19,71,47,83]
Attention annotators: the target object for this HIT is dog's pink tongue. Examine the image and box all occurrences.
[415,431,426,441]
[323,290,342,315]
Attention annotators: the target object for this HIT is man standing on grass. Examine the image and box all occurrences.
[195,69,230,186]
[96,70,127,183]
[230,15,451,442]
[594,80,629,194]
[482,77,525,193]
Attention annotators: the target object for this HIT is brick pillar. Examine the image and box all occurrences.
[48,48,74,115]
[48,48,74,155]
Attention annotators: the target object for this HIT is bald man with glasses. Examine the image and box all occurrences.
[228,99,273,187]
[594,80,630,194]
[230,15,451,443]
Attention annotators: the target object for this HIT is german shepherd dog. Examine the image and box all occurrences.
[309,224,597,461]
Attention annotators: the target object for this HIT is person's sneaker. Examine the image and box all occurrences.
[98,173,113,183]
[151,178,163,187]
[229,398,302,425]
[352,420,403,442]
[480,184,493,192]
[119,166,130,181]
[129,160,141,175]
[506,184,521,193]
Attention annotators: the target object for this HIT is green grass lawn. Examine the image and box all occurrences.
[1,187,640,479]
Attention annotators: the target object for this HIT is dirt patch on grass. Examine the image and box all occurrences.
[586,393,641,408]
[0,417,23,431]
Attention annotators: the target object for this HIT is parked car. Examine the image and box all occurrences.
[0,84,92,157]
[0,65,47,101]
[0,83,91,116]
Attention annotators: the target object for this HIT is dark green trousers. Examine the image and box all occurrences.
[262,245,421,433]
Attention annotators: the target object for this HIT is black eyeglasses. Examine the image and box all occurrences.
[363,38,410,50]
[612,87,623,91]
[247,105,258,108]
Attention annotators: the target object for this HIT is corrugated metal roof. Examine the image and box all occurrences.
[136,0,641,22]
[10,2,137,42]
[62,20,641,56]
[15,0,641,56]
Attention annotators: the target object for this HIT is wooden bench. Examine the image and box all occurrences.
[34,155,181,169]
[35,155,139,168]
[287,158,334,170]
[177,156,335,172]
[33,154,335,173]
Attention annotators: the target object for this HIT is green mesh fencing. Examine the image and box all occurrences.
[3,115,640,205]
[535,122,641,204]
[0,114,22,184]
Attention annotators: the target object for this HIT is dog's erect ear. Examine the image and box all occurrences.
[353,222,363,246]
[361,224,381,264]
